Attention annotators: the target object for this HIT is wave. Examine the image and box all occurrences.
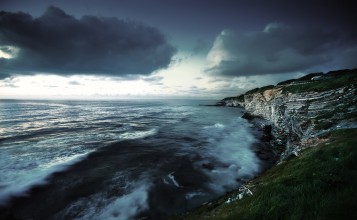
[55,178,151,220]
[96,183,150,220]
[0,152,91,206]
[0,127,157,207]
[118,128,158,140]
[203,123,225,129]
[199,118,261,193]
[0,126,89,144]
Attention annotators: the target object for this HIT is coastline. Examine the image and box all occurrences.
[173,69,357,219]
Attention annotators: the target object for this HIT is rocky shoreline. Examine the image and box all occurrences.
[173,69,357,219]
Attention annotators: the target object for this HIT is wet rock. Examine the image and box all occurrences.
[242,112,255,121]
[261,125,273,142]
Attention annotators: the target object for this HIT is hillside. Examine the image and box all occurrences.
[174,69,357,219]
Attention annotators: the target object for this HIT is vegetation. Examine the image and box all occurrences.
[236,94,244,102]
[173,129,357,219]
[282,69,357,94]
[245,85,275,95]
[277,72,323,86]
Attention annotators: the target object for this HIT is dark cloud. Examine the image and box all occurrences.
[0,6,176,79]
[206,23,357,76]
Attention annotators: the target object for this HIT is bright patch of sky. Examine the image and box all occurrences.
[1,52,232,99]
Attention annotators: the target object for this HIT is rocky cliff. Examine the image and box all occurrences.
[221,69,357,160]
[175,69,357,220]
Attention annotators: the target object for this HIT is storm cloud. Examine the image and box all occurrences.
[206,23,357,76]
[0,6,176,79]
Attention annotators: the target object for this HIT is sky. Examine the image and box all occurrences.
[0,0,356,99]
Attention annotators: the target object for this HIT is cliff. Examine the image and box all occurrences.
[222,69,357,160]
[174,69,357,219]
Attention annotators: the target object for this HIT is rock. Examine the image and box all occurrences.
[242,112,255,121]
[261,125,273,142]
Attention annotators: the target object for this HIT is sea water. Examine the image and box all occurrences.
[0,99,263,219]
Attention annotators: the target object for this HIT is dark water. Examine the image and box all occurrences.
[0,99,265,219]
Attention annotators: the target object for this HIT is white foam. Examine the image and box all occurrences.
[200,118,261,193]
[167,172,183,188]
[185,191,205,200]
[0,152,91,205]
[163,177,170,185]
[204,123,225,129]
[118,128,157,140]
[69,181,151,220]
[97,184,150,220]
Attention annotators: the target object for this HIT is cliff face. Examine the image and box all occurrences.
[222,69,357,160]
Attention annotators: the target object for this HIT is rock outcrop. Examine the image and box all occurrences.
[221,69,357,161]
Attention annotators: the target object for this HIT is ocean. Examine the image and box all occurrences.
[0,99,266,219]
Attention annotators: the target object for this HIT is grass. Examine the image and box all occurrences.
[282,69,357,94]
[174,128,357,220]
[245,85,275,95]
[277,72,323,86]
[313,120,335,130]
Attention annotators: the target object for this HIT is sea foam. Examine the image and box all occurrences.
[200,118,260,193]
[0,152,90,206]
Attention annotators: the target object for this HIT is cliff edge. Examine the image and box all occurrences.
[222,69,357,161]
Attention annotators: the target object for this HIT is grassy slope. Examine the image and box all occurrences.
[282,69,357,94]
[175,129,357,220]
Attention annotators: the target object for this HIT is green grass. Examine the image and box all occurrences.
[174,129,357,220]
[313,120,334,130]
[245,85,275,95]
[277,72,324,86]
[282,69,357,94]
